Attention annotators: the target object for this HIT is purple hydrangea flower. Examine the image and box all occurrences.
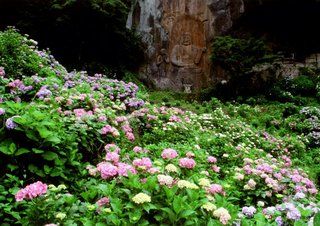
[286,207,301,220]
[294,192,306,200]
[275,216,283,226]
[0,108,5,115]
[242,206,257,218]
[36,86,52,99]
[6,117,18,130]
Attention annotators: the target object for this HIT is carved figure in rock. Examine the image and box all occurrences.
[156,49,170,78]
[171,32,206,85]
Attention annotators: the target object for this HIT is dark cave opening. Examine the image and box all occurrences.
[232,0,320,60]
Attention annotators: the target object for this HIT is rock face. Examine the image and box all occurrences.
[127,0,244,92]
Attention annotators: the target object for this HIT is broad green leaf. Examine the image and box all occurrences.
[293,220,306,226]
[46,136,61,144]
[42,151,58,161]
[15,148,30,156]
[179,210,195,219]
[37,127,52,139]
[173,196,182,214]
[314,213,320,226]
[32,148,44,154]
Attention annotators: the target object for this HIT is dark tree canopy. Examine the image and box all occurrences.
[0,0,143,75]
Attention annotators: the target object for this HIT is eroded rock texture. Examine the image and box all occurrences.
[127,0,244,92]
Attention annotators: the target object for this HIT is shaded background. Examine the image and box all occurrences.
[0,0,143,76]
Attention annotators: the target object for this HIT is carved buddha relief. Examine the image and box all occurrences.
[171,32,205,68]
[127,0,244,91]
[168,16,207,90]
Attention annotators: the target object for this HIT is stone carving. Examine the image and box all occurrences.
[156,49,169,77]
[171,32,206,86]
[171,32,205,67]
[127,0,244,91]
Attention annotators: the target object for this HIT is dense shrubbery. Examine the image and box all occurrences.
[211,36,273,77]
[0,29,320,225]
[211,36,278,96]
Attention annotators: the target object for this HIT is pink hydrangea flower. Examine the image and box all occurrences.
[133,158,152,169]
[212,165,220,173]
[104,144,120,153]
[179,158,196,169]
[126,132,135,141]
[169,115,181,122]
[15,181,48,202]
[186,152,195,158]
[148,167,160,174]
[96,197,110,207]
[208,184,224,195]
[117,163,137,176]
[133,146,148,153]
[161,148,178,159]
[208,156,217,163]
[122,124,133,133]
[105,152,120,163]
[73,108,87,118]
[101,125,117,135]
[0,67,5,77]
[97,162,118,179]
[98,115,107,122]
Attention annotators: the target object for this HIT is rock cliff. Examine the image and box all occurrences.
[127,0,244,92]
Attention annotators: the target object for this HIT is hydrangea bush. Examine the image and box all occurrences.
[0,29,319,225]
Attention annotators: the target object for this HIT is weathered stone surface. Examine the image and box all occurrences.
[127,0,244,92]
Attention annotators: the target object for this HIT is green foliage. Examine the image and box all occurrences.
[211,36,275,77]
[1,31,320,225]
[0,28,51,79]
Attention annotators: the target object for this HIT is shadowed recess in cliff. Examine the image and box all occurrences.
[234,0,320,59]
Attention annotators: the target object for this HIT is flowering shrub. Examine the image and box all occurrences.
[0,30,319,225]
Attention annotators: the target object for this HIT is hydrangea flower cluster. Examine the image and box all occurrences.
[132,193,151,204]
[161,148,178,159]
[0,108,5,116]
[242,206,257,218]
[213,207,232,225]
[5,116,18,130]
[36,85,52,99]
[236,153,318,199]
[8,79,33,94]
[179,157,196,169]
[15,181,48,201]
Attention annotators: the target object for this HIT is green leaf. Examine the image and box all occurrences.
[254,213,267,226]
[32,148,44,154]
[293,220,306,226]
[0,140,14,155]
[143,203,157,213]
[15,148,30,156]
[161,207,176,223]
[129,209,142,223]
[179,210,195,219]
[7,164,18,171]
[9,143,16,154]
[95,223,105,226]
[46,136,61,144]
[37,127,52,139]
[314,213,320,226]
[42,151,58,161]
[28,164,45,177]
[173,196,182,214]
